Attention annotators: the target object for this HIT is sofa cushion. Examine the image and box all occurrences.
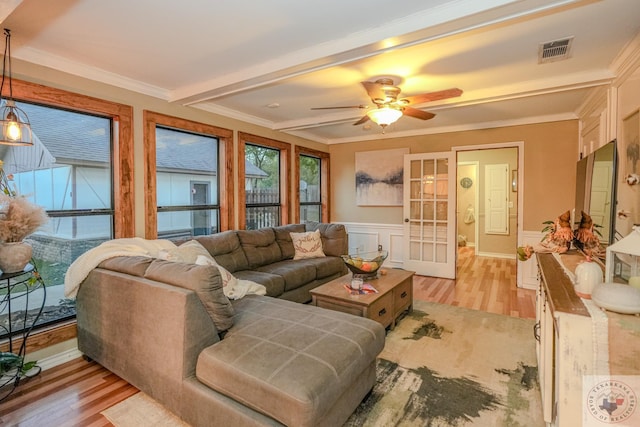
[237,228,282,268]
[291,229,326,260]
[301,256,346,279]
[196,231,250,273]
[273,224,305,259]
[232,270,285,297]
[256,259,317,291]
[145,259,235,332]
[97,256,153,277]
[306,222,348,257]
[196,296,385,427]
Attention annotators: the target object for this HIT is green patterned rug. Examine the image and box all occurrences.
[103,301,543,427]
[344,300,543,427]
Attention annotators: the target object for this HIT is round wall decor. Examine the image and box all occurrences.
[460,177,473,188]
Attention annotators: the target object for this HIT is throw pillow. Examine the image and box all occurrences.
[195,255,266,300]
[158,239,213,264]
[290,229,326,260]
[195,254,238,294]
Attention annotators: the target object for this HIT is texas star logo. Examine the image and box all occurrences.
[587,380,637,423]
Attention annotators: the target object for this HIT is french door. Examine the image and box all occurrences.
[403,152,456,278]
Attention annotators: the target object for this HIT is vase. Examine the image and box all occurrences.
[0,241,33,273]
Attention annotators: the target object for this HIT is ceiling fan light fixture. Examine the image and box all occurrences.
[367,106,403,127]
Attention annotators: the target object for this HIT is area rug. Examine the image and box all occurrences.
[102,301,543,427]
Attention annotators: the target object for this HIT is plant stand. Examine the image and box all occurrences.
[0,263,45,401]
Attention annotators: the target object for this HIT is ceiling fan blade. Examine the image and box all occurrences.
[311,105,368,110]
[401,88,463,105]
[353,115,370,126]
[403,107,436,120]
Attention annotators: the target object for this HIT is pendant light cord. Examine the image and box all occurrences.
[1,28,11,101]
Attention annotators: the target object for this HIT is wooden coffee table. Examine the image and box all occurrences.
[310,269,414,330]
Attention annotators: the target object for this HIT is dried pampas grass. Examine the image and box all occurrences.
[0,194,49,242]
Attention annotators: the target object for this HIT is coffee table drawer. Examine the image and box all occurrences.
[366,292,393,327]
[394,279,412,311]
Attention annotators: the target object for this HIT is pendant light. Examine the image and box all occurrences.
[0,28,32,146]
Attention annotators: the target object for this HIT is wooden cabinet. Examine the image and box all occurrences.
[536,253,595,426]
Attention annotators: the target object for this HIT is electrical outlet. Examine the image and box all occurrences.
[378,244,382,251]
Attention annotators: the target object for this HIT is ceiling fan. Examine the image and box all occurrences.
[311,78,463,130]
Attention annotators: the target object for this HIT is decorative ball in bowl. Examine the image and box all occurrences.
[341,250,388,280]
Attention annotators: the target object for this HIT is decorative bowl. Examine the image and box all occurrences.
[341,250,388,280]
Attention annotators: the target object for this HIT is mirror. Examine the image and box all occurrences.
[574,140,618,245]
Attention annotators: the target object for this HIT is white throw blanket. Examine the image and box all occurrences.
[64,237,177,298]
[64,237,267,301]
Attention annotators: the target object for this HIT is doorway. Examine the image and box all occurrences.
[457,161,479,253]
[454,142,525,287]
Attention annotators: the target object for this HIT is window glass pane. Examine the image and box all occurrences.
[245,144,280,229]
[246,206,280,230]
[300,205,320,223]
[300,155,320,203]
[155,127,219,207]
[0,102,113,332]
[155,126,220,238]
[158,210,219,241]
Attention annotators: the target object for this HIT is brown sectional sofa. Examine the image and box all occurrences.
[195,222,348,303]
[76,223,386,426]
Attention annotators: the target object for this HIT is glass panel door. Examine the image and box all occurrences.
[403,152,456,278]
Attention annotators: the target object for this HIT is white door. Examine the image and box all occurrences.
[484,163,509,235]
[403,152,456,278]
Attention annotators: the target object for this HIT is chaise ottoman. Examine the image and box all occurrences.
[196,295,386,426]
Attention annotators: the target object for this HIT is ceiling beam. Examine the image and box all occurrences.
[171,0,583,105]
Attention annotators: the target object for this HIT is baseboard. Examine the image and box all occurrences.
[477,251,516,260]
[36,348,83,371]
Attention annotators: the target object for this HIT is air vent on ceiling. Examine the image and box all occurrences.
[538,37,574,64]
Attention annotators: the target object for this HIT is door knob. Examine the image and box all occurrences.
[404,218,409,222]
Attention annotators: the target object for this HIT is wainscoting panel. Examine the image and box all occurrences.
[337,222,404,269]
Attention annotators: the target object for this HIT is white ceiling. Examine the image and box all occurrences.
[2,0,640,144]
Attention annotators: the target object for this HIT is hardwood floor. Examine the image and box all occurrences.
[0,246,536,426]
[413,246,537,319]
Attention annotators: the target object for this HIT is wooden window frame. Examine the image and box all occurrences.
[294,146,330,223]
[0,79,134,354]
[238,132,290,229]
[143,111,233,238]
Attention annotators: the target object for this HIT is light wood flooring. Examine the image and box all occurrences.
[0,246,536,426]
[414,246,536,319]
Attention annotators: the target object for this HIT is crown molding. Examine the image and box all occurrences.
[191,103,274,129]
[324,112,577,145]
[15,46,170,100]
[611,30,640,86]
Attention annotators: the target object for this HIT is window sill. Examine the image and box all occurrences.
[0,320,77,354]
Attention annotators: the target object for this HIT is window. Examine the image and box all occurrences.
[144,112,233,238]
[156,127,219,240]
[238,133,290,229]
[295,146,329,223]
[299,155,321,222]
[0,102,112,333]
[0,79,133,352]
